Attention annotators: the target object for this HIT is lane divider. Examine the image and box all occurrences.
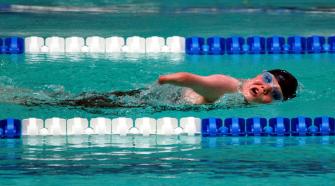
[1,35,335,55]
[0,116,334,139]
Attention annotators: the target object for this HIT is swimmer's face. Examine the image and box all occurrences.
[242,72,283,104]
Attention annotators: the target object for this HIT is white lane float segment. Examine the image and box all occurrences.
[166,36,186,53]
[135,117,156,136]
[125,36,146,53]
[112,117,133,136]
[157,117,178,135]
[65,37,85,53]
[90,117,112,134]
[44,117,67,135]
[86,36,105,53]
[22,118,44,136]
[180,117,201,136]
[145,36,165,53]
[25,36,44,53]
[67,117,89,135]
[45,36,65,53]
[106,36,125,53]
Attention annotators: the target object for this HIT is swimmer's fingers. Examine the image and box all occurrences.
[158,75,168,84]
[158,73,190,85]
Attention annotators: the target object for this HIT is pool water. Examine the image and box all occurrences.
[1,0,335,185]
[1,136,335,186]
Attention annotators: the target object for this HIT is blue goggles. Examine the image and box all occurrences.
[262,72,284,101]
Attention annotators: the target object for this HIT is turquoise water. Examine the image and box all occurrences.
[1,1,335,185]
[1,136,335,186]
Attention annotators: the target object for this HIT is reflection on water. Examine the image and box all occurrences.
[0,136,335,179]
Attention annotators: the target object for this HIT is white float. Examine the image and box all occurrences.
[24,36,44,53]
[111,117,133,136]
[45,36,65,53]
[106,36,125,53]
[67,117,89,135]
[145,36,165,53]
[90,117,112,134]
[126,36,145,53]
[180,117,201,135]
[166,36,185,53]
[135,117,156,136]
[65,37,85,52]
[157,117,179,135]
[44,117,67,135]
[86,36,105,53]
[22,118,44,136]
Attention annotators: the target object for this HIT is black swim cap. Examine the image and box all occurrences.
[268,69,298,100]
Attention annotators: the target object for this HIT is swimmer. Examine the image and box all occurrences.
[158,69,298,104]
[0,69,297,110]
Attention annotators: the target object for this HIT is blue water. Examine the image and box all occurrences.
[1,1,335,185]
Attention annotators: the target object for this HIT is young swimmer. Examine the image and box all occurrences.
[158,69,298,104]
[0,69,297,109]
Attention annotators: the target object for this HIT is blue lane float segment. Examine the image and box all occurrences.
[246,117,269,136]
[287,36,306,54]
[4,37,24,54]
[268,117,290,136]
[224,117,246,136]
[0,38,5,54]
[328,36,335,53]
[226,36,245,54]
[0,118,21,138]
[186,37,205,55]
[291,116,313,136]
[307,36,325,53]
[207,36,225,55]
[314,116,335,136]
[266,36,285,54]
[247,36,266,54]
[201,118,224,137]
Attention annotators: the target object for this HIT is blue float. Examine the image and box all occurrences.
[314,116,335,136]
[207,36,225,55]
[328,36,335,53]
[186,37,205,55]
[201,118,224,137]
[224,117,246,136]
[0,38,5,54]
[247,36,266,54]
[226,36,245,54]
[266,36,285,54]
[246,117,269,136]
[4,37,24,54]
[291,116,313,136]
[0,118,21,138]
[287,36,306,54]
[268,117,290,136]
[307,36,325,53]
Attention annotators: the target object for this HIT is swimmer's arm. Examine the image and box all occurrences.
[158,72,240,102]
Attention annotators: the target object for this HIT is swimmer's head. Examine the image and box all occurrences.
[242,69,298,104]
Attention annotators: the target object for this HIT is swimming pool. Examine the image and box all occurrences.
[1,0,335,185]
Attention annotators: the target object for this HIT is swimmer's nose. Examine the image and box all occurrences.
[261,85,272,95]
